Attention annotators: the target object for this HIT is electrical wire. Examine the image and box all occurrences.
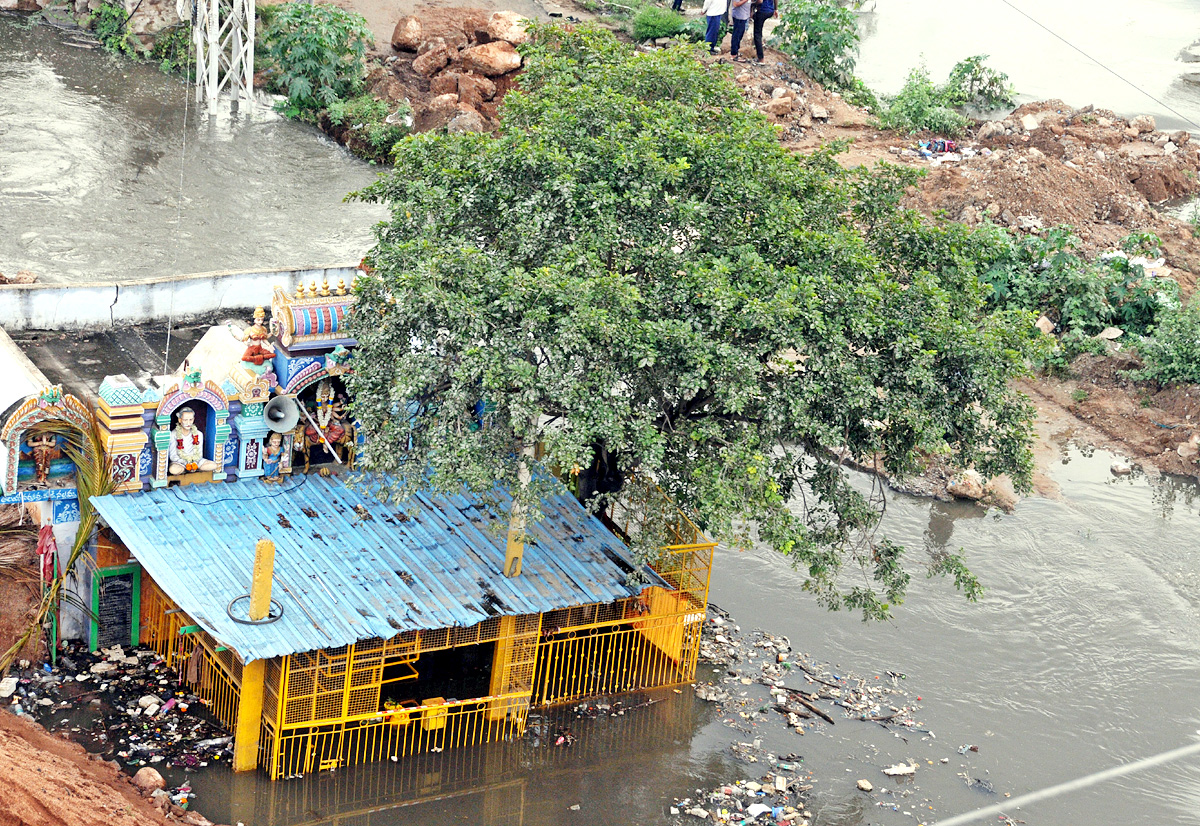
[997,0,1200,131]
[162,7,194,378]
[930,733,1200,826]
[165,470,310,505]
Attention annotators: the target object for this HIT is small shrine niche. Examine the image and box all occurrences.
[18,431,70,489]
[292,377,355,471]
[151,373,231,487]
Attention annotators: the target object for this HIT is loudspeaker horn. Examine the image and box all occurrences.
[263,396,300,433]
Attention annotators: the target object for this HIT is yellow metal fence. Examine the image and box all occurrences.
[265,693,530,779]
[141,579,242,731]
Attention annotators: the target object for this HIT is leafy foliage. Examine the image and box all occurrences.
[878,56,1015,135]
[977,226,1178,337]
[262,3,373,117]
[941,55,1015,111]
[633,5,685,41]
[1134,301,1200,385]
[150,24,193,77]
[774,0,859,87]
[326,95,412,163]
[348,25,1039,620]
[876,64,969,135]
[92,1,138,57]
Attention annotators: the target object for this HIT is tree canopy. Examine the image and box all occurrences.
[347,26,1038,620]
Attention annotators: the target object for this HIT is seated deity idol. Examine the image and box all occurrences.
[168,408,221,475]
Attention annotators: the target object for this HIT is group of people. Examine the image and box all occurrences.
[672,0,778,62]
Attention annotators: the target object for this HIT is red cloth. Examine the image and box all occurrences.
[37,524,57,582]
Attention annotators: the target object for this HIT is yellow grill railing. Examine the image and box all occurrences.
[141,579,242,730]
[264,692,530,779]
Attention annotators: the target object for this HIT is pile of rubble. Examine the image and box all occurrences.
[1,639,232,812]
[367,9,531,135]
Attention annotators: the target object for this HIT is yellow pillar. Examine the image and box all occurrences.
[234,539,275,772]
[487,616,517,720]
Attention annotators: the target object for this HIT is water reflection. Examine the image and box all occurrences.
[179,691,727,826]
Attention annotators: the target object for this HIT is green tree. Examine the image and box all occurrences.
[262,3,373,117]
[773,0,859,88]
[347,26,1038,620]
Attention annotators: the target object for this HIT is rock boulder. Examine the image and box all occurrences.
[461,41,522,77]
[412,46,451,78]
[947,469,985,501]
[133,766,166,793]
[391,16,422,52]
[486,10,529,45]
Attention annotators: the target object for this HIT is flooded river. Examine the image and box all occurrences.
[856,0,1200,133]
[0,18,384,284]
[4,9,1200,826]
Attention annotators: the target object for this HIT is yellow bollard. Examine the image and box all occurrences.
[234,539,275,772]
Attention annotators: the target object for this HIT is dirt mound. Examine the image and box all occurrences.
[0,711,178,826]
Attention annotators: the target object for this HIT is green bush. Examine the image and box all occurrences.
[877,56,1015,135]
[840,75,879,114]
[262,3,373,117]
[632,5,685,41]
[326,95,412,163]
[977,226,1179,337]
[774,0,858,87]
[92,1,138,57]
[941,55,1015,111]
[1135,301,1200,385]
[150,24,193,76]
[877,64,968,134]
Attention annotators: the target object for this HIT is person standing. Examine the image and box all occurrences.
[729,0,751,61]
[752,0,777,64]
[702,0,727,55]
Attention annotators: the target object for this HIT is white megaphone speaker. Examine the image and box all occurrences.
[263,396,301,433]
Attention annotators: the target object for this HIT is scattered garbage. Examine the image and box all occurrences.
[2,639,233,784]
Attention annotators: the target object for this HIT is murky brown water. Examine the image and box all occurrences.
[0,18,385,284]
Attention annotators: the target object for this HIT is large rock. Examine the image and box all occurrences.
[133,767,166,793]
[487,10,529,45]
[1019,113,1039,132]
[947,469,985,501]
[760,98,795,117]
[429,72,461,96]
[428,93,460,114]
[461,41,522,77]
[1130,114,1156,133]
[412,46,451,78]
[391,16,422,52]
[457,72,497,107]
[976,120,1005,141]
[448,106,488,133]
[126,0,182,42]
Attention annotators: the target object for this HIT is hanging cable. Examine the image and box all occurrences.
[997,0,1200,131]
[162,5,194,378]
[931,733,1200,826]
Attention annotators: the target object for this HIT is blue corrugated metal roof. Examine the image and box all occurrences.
[91,475,649,663]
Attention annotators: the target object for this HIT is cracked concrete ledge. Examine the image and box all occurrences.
[0,264,360,331]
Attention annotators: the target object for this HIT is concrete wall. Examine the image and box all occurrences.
[0,265,361,331]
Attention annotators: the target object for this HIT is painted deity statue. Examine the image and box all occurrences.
[239,307,276,377]
[168,408,220,475]
[262,431,284,483]
[305,380,347,450]
[22,433,60,488]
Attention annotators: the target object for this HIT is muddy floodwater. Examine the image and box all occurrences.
[0,19,385,284]
[856,0,1200,133]
[158,446,1200,826]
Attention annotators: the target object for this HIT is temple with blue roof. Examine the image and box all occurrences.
[0,274,714,779]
